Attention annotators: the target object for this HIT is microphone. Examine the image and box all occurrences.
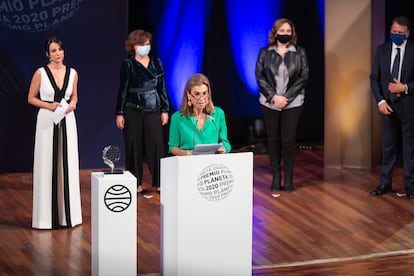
[207,115,222,143]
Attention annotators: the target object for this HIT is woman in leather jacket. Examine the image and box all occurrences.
[255,18,309,193]
[116,29,169,195]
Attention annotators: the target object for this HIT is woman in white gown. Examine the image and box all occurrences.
[28,37,82,229]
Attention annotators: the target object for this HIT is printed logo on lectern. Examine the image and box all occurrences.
[104,184,132,212]
[197,163,234,202]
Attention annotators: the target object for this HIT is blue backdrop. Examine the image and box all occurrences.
[5,0,409,173]
[130,0,326,154]
[0,0,127,172]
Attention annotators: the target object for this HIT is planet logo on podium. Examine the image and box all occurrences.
[104,184,132,212]
[197,163,234,202]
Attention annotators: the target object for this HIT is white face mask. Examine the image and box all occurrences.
[136,45,151,56]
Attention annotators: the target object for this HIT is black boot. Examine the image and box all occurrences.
[284,174,294,192]
[268,145,281,192]
[271,172,281,191]
[282,145,295,192]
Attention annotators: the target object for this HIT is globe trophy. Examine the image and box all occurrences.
[102,145,123,174]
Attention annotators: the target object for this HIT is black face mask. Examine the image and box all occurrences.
[275,34,292,44]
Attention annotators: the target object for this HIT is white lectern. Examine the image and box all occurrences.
[91,171,137,276]
[161,152,253,276]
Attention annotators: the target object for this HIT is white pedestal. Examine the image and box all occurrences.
[91,171,136,276]
[160,152,253,276]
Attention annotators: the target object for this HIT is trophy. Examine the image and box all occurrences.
[102,145,123,174]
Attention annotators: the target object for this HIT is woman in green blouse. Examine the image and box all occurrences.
[168,73,231,156]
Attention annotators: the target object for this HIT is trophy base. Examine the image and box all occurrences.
[103,169,124,175]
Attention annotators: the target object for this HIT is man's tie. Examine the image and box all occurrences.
[391,47,401,100]
[391,47,401,80]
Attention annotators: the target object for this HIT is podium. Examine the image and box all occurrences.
[160,152,253,276]
[91,171,137,276]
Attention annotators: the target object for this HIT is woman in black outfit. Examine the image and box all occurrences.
[255,18,309,193]
[116,29,169,194]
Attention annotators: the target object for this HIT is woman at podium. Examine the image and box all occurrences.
[168,73,231,156]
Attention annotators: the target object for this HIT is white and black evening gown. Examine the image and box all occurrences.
[32,66,82,229]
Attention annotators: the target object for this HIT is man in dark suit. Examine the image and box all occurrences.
[370,16,414,198]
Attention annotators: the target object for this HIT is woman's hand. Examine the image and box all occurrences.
[116,115,125,129]
[161,112,169,126]
[273,95,288,109]
[216,146,226,154]
[65,102,76,114]
[171,147,192,156]
[49,102,61,111]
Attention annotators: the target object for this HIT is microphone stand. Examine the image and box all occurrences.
[193,112,200,149]
[207,115,222,143]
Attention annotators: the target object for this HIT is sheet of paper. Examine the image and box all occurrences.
[50,99,69,124]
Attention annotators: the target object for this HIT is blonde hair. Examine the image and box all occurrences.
[179,73,215,116]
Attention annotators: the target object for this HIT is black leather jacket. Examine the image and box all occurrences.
[116,56,169,114]
[255,45,309,104]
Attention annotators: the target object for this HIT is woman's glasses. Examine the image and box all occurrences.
[190,91,209,99]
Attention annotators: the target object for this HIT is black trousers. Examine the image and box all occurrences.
[380,98,414,189]
[123,108,164,187]
[260,105,303,177]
